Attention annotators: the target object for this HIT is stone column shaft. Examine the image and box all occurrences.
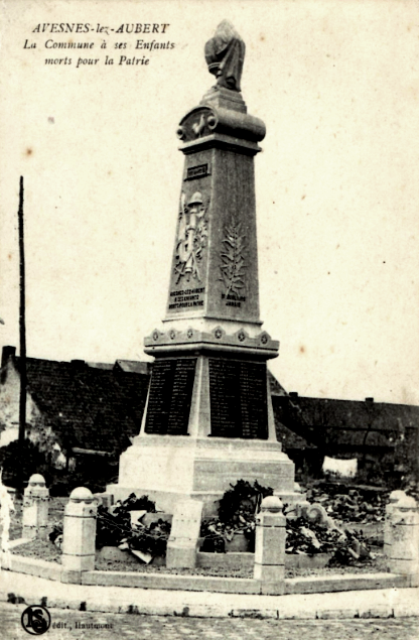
[62,487,97,573]
[22,474,49,540]
[388,495,419,586]
[254,496,286,595]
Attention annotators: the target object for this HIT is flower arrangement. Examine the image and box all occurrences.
[200,480,273,552]
[95,493,171,559]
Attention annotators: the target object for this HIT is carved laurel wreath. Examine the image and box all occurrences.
[219,218,247,297]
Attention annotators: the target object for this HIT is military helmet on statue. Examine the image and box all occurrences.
[188,192,204,207]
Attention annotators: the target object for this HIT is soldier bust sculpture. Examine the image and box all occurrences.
[204,21,245,92]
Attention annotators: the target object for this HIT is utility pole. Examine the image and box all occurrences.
[18,176,26,493]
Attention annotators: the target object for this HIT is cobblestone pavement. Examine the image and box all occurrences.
[0,603,418,640]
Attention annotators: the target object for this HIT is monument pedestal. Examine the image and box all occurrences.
[109,435,296,516]
[109,338,299,515]
[109,24,301,514]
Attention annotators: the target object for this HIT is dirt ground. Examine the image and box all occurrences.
[9,497,387,579]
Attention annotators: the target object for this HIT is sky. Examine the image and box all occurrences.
[1,0,419,404]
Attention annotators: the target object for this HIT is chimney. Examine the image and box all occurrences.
[70,359,86,368]
[289,392,299,399]
[365,397,374,403]
[2,346,16,368]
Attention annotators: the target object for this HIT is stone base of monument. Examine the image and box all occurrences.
[107,435,300,516]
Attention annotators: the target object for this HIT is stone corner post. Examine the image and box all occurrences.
[166,499,203,569]
[62,487,97,572]
[388,494,419,587]
[383,489,406,557]
[22,473,49,540]
[254,495,286,595]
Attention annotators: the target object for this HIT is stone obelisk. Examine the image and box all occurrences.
[110,22,297,514]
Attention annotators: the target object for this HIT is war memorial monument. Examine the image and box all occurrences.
[109,22,299,514]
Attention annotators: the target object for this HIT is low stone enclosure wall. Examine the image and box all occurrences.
[2,475,418,596]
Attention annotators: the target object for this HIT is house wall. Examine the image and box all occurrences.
[273,395,419,484]
[0,361,41,446]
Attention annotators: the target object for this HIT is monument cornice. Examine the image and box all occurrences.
[179,133,262,157]
[144,326,279,360]
[177,105,266,143]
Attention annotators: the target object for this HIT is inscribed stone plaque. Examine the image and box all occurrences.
[167,359,197,435]
[145,358,196,435]
[209,359,268,439]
